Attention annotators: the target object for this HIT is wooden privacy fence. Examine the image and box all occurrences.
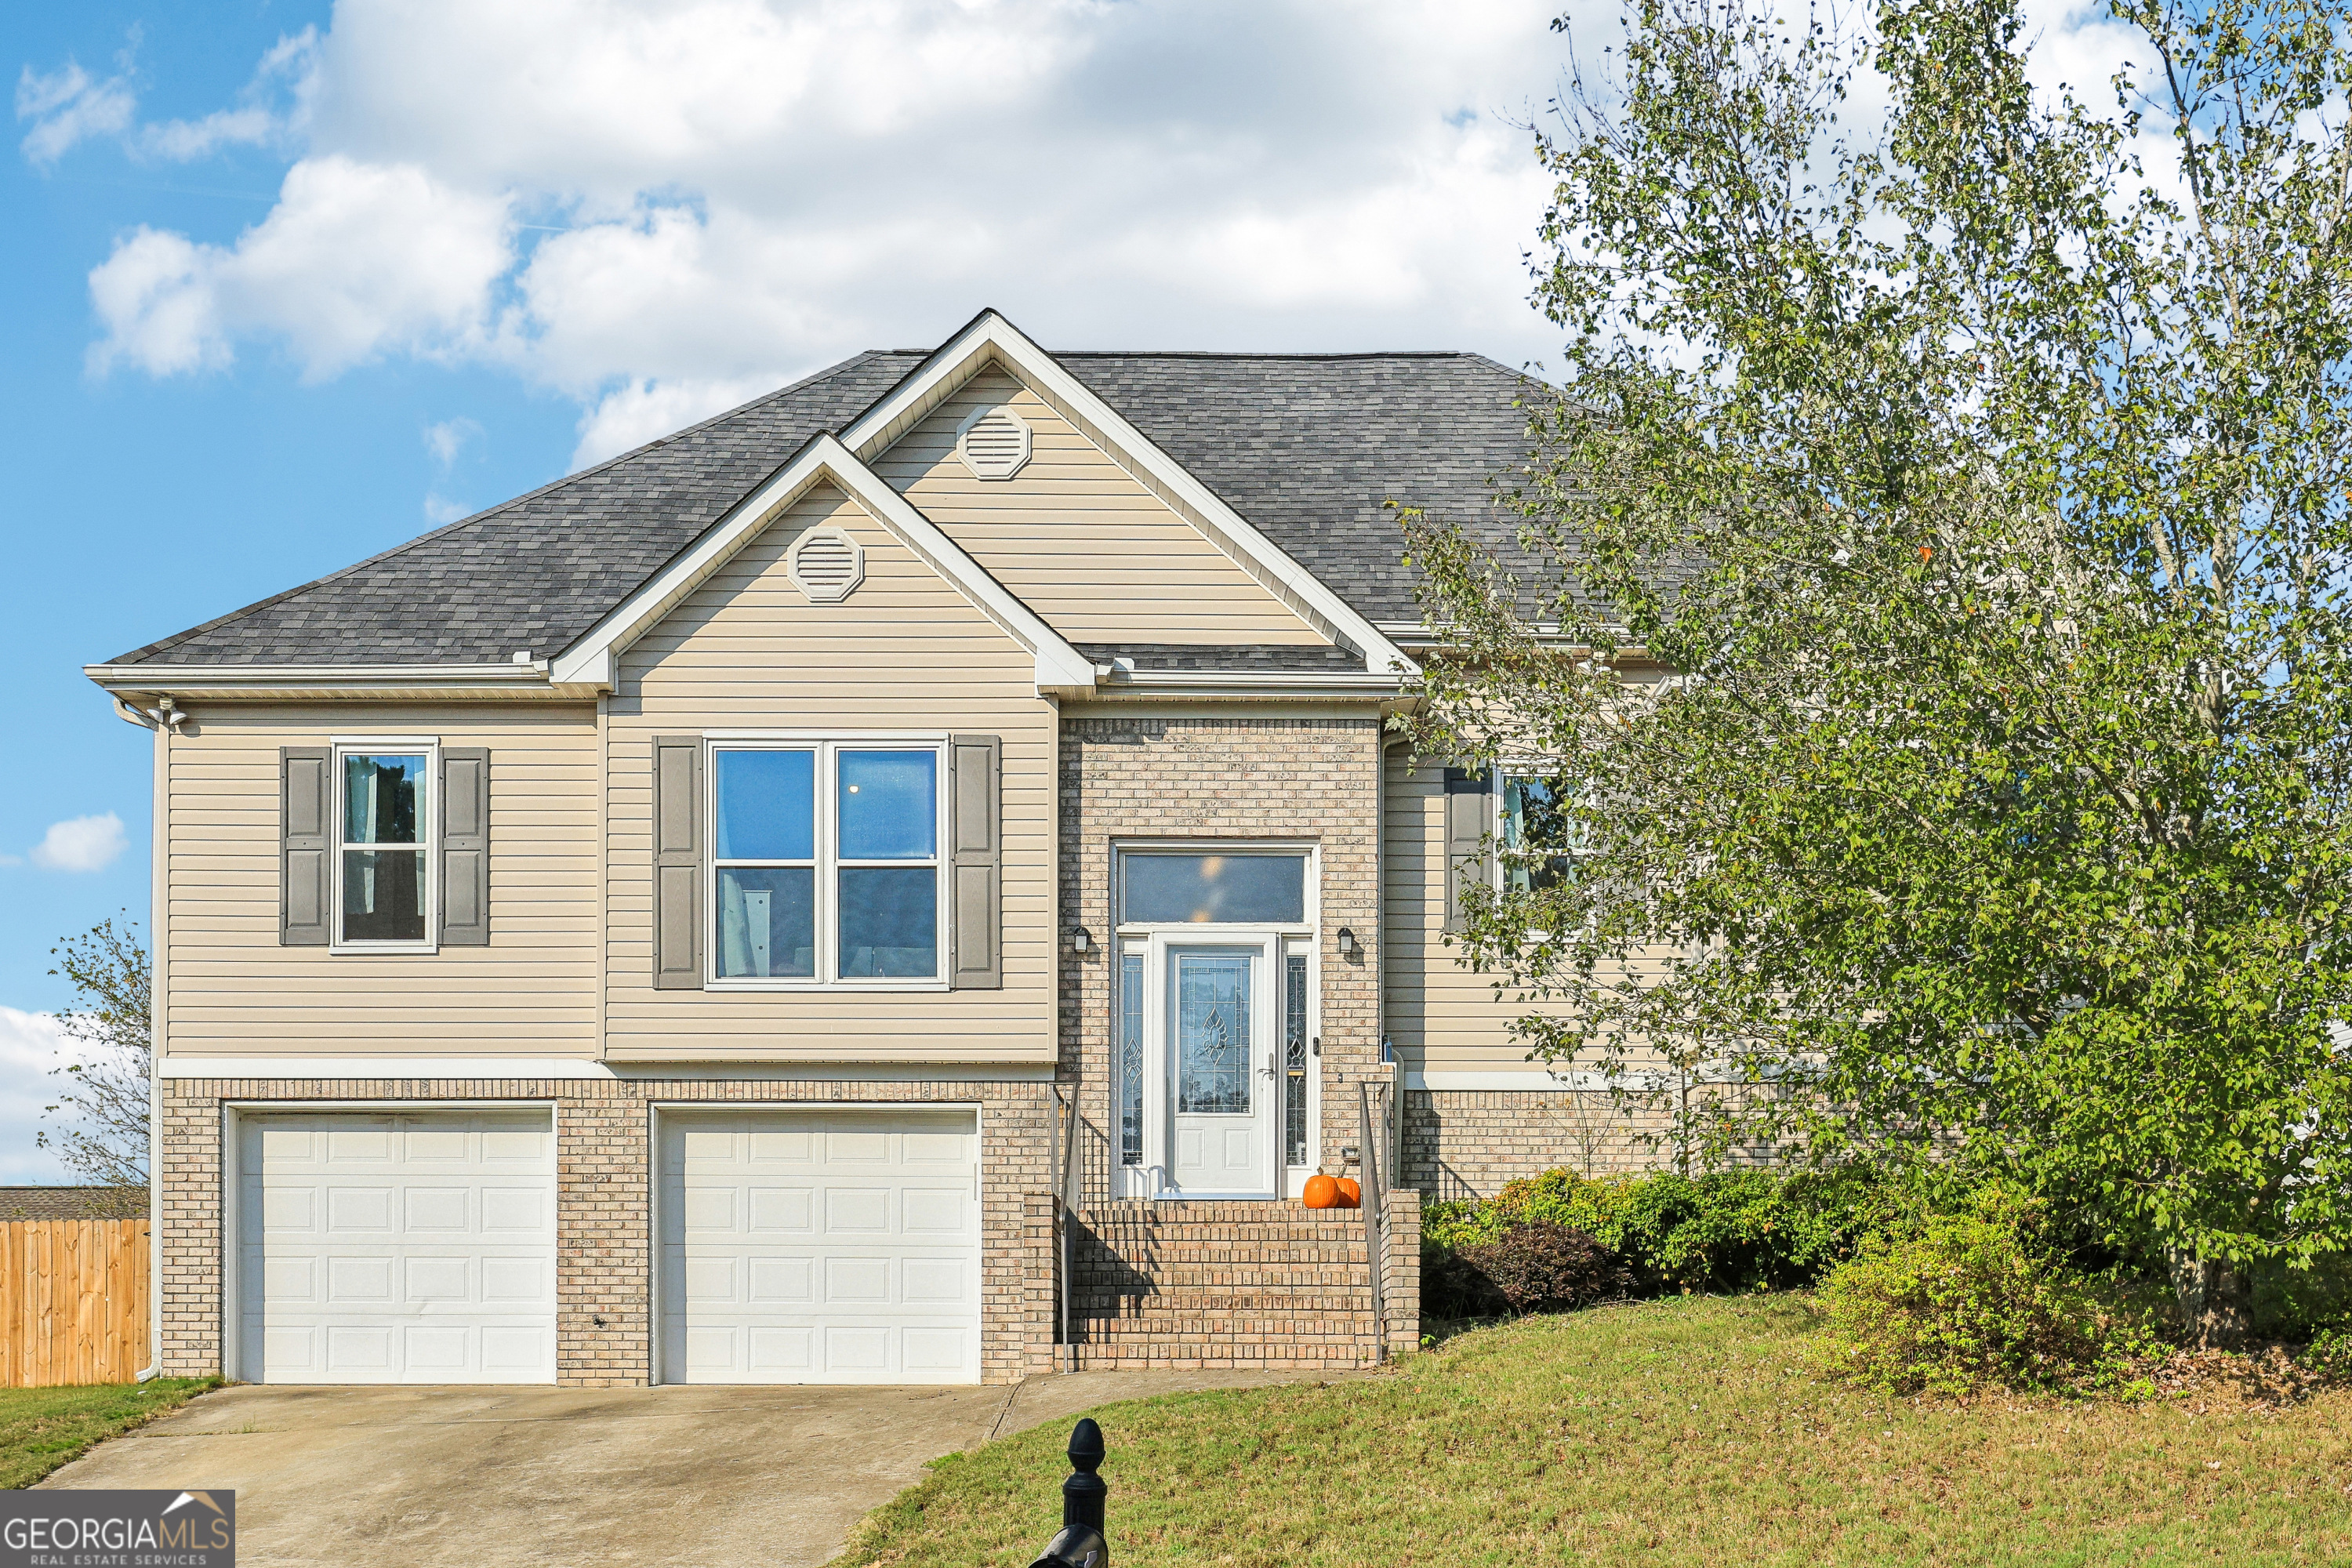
[0,1221,149,1386]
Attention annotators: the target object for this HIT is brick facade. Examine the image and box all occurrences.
[160,1076,1055,1385]
[1404,1089,1679,1200]
[1058,714,1384,1203]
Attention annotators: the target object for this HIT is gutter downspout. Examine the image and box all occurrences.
[114,696,169,1381]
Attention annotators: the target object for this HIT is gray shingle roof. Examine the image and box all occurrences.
[111,347,1551,666]
[1071,642,1369,673]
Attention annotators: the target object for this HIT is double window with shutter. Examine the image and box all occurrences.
[280,740,490,949]
[652,734,1001,991]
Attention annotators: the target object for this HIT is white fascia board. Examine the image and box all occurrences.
[837,311,1421,681]
[547,434,1095,694]
[85,662,569,699]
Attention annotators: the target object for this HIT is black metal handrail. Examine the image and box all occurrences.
[1027,1418,1109,1568]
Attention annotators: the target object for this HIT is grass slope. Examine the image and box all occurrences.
[847,1297,2352,1566]
[0,1379,222,1490]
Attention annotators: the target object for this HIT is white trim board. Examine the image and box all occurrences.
[162,1056,1056,1083]
[837,310,1418,681]
[1405,1069,1615,1091]
[549,434,1097,694]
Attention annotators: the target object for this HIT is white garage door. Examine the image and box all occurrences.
[659,1109,980,1385]
[238,1111,556,1384]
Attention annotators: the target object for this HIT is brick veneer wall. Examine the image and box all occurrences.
[1058,714,1384,1203]
[1403,1089,1679,1201]
[1379,1189,1421,1356]
[159,1076,1055,1385]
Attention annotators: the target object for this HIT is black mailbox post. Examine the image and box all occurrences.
[1026,1417,1108,1568]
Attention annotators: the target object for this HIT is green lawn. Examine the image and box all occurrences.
[845,1297,2352,1566]
[0,1378,222,1490]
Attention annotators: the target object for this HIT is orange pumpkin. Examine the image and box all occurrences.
[1336,1177,1362,1209]
[1301,1174,1340,1209]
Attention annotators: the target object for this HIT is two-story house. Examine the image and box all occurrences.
[87,310,1610,1389]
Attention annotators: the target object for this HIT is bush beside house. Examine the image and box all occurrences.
[1421,1165,2352,1396]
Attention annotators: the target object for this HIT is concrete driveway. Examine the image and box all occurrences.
[38,1369,1346,1566]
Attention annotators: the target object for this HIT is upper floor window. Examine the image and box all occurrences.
[338,747,434,946]
[1498,775,1582,892]
[710,742,944,985]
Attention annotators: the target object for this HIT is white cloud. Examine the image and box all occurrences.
[423,492,470,524]
[28,813,129,873]
[78,0,1577,457]
[139,27,319,162]
[423,416,482,467]
[0,1011,81,1184]
[67,0,2163,467]
[16,59,136,165]
[89,156,514,380]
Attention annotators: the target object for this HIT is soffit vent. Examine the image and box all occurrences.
[956,405,1033,481]
[787,528,865,603]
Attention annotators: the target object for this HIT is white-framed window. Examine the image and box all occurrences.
[706,738,948,989]
[332,739,437,951]
[1497,772,1584,892]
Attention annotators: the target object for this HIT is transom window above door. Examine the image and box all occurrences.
[710,742,944,985]
[1118,851,1308,926]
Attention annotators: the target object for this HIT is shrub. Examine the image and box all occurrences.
[1422,1163,1892,1311]
[1439,1221,1630,1316]
[2299,1322,2352,1382]
[1812,1190,2159,1397]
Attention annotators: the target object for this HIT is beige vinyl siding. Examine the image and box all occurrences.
[1382,750,1548,1074]
[161,702,601,1059]
[1383,750,1680,1078]
[873,367,1327,647]
[604,482,1055,1064]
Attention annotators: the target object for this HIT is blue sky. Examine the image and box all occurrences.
[0,0,1592,1178]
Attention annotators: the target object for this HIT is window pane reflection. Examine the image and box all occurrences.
[1122,854,1305,924]
[716,866,816,978]
[838,866,937,977]
[838,751,936,860]
[343,755,424,845]
[342,848,426,942]
[715,750,815,861]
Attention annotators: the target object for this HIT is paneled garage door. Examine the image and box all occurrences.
[659,1109,981,1385]
[238,1111,557,1384]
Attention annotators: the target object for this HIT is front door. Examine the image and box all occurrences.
[1160,939,1279,1197]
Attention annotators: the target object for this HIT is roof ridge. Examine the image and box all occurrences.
[111,350,918,666]
[1049,349,1500,361]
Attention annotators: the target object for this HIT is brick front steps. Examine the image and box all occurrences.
[1065,1200,1385,1370]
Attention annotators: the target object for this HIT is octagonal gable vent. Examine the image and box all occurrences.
[787,527,864,603]
[956,405,1033,481]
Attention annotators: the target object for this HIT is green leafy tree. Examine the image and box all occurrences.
[41,917,151,1206]
[1406,0,2352,1344]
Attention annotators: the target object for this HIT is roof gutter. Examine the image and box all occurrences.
[83,661,590,702]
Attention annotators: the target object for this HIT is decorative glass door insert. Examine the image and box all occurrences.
[1163,944,1278,1196]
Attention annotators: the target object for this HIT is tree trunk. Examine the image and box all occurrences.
[2169,1248,2254,1349]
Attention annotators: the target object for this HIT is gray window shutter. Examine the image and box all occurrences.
[281,746,332,946]
[948,734,1002,989]
[439,747,491,946]
[652,737,703,989]
[1442,767,1492,935]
